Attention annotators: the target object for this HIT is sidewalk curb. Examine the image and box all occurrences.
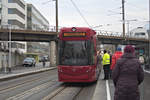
[0,67,57,82]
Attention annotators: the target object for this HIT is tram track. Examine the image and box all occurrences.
[42,86,66,100]
[0,70,57,94]
[6,79,60,100]
[73,87,84,100]
[42,84,85,100]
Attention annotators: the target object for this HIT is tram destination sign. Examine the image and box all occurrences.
[63,32,86,37]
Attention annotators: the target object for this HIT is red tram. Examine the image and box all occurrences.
[58,27,100,82]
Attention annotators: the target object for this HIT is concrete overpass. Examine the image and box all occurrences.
[97,35,149,45]
[0,28,149,44]
[0,29,57,42]
[0,29,149,66]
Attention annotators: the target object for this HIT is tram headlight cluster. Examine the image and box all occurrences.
[86,67,92,73]
[58,67,62,72]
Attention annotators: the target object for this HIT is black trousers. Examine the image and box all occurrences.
[103,64,110,79]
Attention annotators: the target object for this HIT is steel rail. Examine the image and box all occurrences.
[0,71,57,93]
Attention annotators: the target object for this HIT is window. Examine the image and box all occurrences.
[135,33,145,36]
[8,9,13,14]
[12,43,17,48]
[8,20,25,28]
[90,41,95,65]
[8,20,12,24]
[8,0,25,9]
[8,0,13,3]
[0,8,1,13]
[8,8,25,19]
[59,41,90,66]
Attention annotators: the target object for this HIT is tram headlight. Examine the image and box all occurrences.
[58,68,62,72]
[86,67,92,73]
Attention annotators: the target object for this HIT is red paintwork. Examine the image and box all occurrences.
[59,27,96,41]
[58,65,96,82]
[58,27,99,82]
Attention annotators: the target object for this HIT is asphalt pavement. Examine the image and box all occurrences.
[0,62,56,81]
[0,62,149,100]
[92,68,150,100]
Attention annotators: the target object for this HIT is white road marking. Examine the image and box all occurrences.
[144,69,150,73]
[106,80,111,100]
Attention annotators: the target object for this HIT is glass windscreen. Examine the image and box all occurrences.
[59,41,89,66]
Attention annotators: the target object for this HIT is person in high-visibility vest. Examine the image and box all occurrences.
[102,50,110,80]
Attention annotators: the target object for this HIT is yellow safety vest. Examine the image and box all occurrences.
[102,53,110,65]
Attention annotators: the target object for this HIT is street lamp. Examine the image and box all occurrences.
[55,0,58,33]
[1,24,11,73]
[148,0,150,67]
[8,24,11,73]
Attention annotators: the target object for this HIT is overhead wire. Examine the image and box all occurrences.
[126,2,148,11]
[70,0,92,28]
[125,1,148,24]
[42,0,55,5]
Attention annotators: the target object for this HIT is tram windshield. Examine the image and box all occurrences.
[59,41,90,66]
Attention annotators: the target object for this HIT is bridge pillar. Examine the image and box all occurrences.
[50,41,57,67]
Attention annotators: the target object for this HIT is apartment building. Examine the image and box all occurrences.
[27,4,49,31]
[0,0,50,69]
[0,0,26,70]
[0,0,27,53]
[0,0,26,29]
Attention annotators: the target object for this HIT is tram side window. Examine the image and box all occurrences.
[90,41,95,65]
[58,40,64,64]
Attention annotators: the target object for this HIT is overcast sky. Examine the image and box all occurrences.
[25,0,149,33]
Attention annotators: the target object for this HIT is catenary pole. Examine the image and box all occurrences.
[56,0,58,33]
[122,0,125,37]
[149,0,150,68]
[8,24,11,73]
[1,0,2,25]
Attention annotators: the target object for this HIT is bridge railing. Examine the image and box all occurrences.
[96,31,123,37]
[0,24,62,32]
[96,30,149,40]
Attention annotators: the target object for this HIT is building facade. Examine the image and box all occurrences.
[11,42,27,53]
[0,0,26,29]
[27,42,49,56]
[0,0,27,70]
[0,1,50,70]
[130,27,149,39]
[27,4,49,31]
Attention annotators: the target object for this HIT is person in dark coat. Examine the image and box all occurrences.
[112,45,144,100]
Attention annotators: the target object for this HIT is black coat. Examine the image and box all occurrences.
[112,53,144,100]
